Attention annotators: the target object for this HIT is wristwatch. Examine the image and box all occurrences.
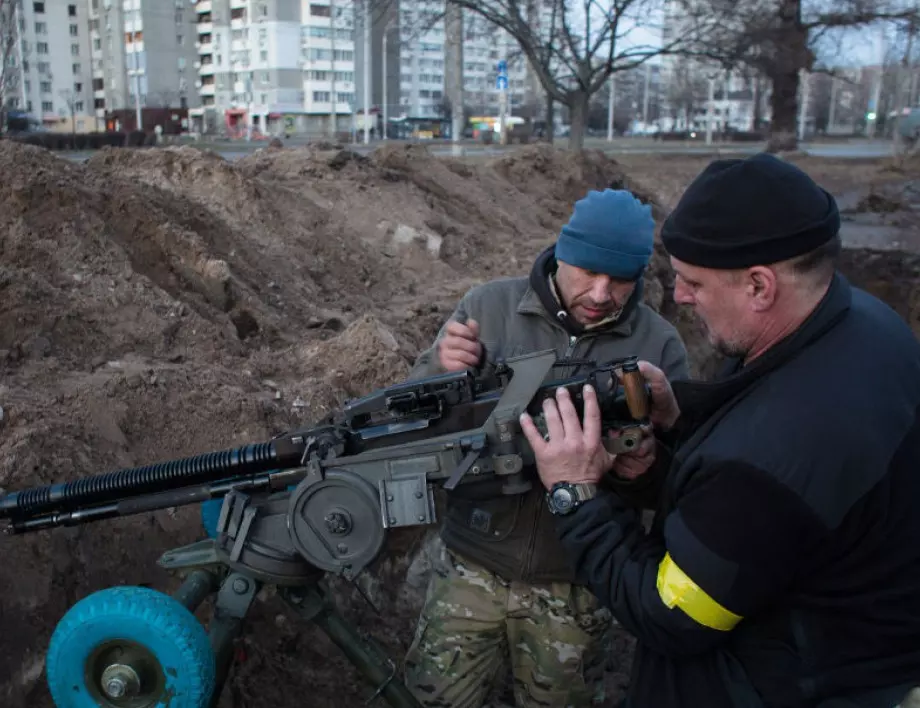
[546,481,598,516]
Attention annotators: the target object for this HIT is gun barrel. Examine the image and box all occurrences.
[0,441,282,521]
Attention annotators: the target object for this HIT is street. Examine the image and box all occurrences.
[55,138,899,163]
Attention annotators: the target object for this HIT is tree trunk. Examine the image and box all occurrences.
[751,77,762,132]
[544,92,555,143]
[767,67,800,152]
[767,0,808,152]
[567,90,588,150]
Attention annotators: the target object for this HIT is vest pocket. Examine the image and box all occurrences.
[444,493,523,542]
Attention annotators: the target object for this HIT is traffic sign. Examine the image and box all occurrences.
[497,59,507,75]
[496,75,508,91]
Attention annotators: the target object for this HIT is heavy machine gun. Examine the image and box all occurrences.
[0,349,651,708]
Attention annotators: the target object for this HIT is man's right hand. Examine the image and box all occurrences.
[637,360,681,431]
[438,318,483,371]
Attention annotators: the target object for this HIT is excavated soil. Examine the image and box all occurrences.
[0,139,918,708]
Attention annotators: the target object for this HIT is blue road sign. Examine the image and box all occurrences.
[496,75,508,91]
[497,59,507,75]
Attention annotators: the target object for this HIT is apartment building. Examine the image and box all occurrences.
[86,0,200,129]
[191,0,357,136]
[387,0,532,121]
[5,0,96,131]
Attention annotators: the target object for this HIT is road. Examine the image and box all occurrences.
[57,139,898,163]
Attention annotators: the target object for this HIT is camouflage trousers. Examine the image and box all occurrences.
[403,544,614,708]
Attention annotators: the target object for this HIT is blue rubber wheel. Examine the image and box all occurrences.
[46,585,216,708]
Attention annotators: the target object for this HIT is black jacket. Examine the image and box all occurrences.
[555,274,920,707]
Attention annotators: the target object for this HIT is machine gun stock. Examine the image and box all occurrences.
[0,349,651,708]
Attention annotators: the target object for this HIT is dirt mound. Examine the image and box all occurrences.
[6,135,918,708]
[489,143,663,220]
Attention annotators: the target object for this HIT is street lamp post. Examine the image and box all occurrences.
[362,0,370,143]
[382,18,393,140]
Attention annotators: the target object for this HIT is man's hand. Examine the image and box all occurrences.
[438,318,483,372]
[637,361,681,431]
[609,429,656,481]
[520,384,616,490]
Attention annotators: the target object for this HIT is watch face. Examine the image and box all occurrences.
[552,487,575,513]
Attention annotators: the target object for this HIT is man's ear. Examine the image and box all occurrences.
[746,266,778,311]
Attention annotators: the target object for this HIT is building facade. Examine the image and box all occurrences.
[191,0,357,136]
[4,0,96,132]
[82,0,200,129]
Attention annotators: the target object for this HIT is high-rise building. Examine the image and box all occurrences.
[191,0,357,136]
[4,0,96,132]
[87,0,200,129]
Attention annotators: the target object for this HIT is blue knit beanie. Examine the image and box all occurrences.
[555,189,655,280]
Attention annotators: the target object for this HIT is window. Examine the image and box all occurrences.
[33,2,45,13]
[312,90,330,102]
[309,4,330,17]
[36,42,49,54]
[70,24,79,36]
[71,44,80,56]
[35,22,47,34]
[41,101,53,112]
[72,63,81,74]
[40,81,51,92]
[69,4,77,16]
[75,101,84,111]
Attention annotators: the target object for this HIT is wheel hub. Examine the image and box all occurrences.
[101,664,141,700]
[85,639,166,708]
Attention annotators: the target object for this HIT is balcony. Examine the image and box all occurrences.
[230,17,247,30]
[199,62,215,75]
[197,21,213,34]
[230,0,246,8]
[200,84,216,96]
[196,0,212,12]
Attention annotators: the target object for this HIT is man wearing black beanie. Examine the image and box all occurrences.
[520,152,920,708]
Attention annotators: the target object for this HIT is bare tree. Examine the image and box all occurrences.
[453,0,719,149]
[0,0,22,133]
[674,0,920,151]
[665,57,710,130]
[58,87,78,141]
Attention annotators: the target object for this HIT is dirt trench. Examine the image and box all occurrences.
[0,139,918,708]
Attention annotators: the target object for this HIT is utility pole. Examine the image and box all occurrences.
[607,74,615,141]
[362,0,370,143]
[867,27,885,139]
[705,75,714,144]
[382,19,390,140]
[827,76,838,133]
[131,30,142,130]
[444,2,464,155]
[797,69,809,142]
[329,0,337,139]
[497,36,509,145]
[642,63,650,127]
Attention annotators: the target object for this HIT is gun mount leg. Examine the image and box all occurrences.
[174,569,220,614]
[280,584,424,708]
[206,570,260,708]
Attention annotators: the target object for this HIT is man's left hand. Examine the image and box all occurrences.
[520,384,616,490]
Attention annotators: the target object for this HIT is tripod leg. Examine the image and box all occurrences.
[207,571,260,708]
[281,584,424,708]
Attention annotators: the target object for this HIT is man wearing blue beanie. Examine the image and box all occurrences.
[402,188,690,708]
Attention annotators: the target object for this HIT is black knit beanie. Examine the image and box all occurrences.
[660,152,840,269]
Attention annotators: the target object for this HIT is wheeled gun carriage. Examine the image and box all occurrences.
[0,349,651,708]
